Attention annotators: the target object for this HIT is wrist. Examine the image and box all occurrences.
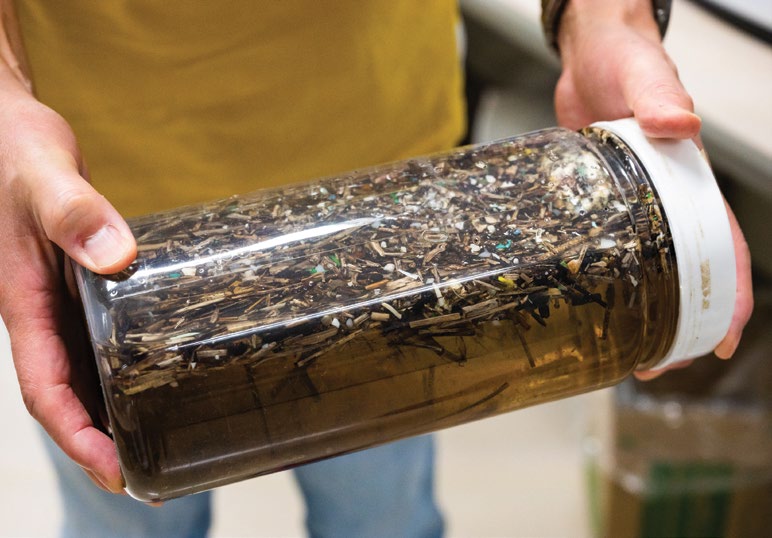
[0,57,33,97]
[543,0,670,55]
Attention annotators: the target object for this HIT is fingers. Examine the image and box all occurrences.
[27,152,136,274]
[635,359,694,381]
[12,327,125,493]
[636,202,753,376]
[7,279,124,490]
[714,203,754,359]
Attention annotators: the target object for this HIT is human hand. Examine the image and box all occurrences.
[552,0,753,374]
[0,66,136,492]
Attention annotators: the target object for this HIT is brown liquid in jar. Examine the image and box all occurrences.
[80,127,678,501]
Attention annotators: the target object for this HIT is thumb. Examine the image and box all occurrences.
[29,155,136,274]
[625,50,702,140]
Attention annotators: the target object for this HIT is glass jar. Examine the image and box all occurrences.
[74,119,735,502]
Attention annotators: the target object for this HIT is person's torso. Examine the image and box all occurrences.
[17,0,465,215]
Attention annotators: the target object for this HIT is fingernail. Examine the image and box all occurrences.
[103,473,126,495]
[714,331,740,359]
[714,339,736,359]
[83,225,129,270]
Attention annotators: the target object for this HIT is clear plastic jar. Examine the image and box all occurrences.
[74,119,735,501]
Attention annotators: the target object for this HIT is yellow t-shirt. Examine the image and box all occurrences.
[16,1,465,216]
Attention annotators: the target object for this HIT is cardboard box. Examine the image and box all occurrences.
[588,284,772,537]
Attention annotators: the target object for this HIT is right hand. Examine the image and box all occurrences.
[0,65,136,493]
[553,0,754,372]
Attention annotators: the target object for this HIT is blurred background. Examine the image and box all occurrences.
[1,1,770,536]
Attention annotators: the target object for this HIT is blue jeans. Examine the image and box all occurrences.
[43,433,443,538]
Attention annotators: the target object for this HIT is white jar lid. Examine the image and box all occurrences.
[592,119,736,370]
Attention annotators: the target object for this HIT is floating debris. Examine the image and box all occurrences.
[75,126,675,501]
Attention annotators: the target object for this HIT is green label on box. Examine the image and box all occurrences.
[641,461,733,538]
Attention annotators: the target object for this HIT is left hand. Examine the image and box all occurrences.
[553,0,753,376]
